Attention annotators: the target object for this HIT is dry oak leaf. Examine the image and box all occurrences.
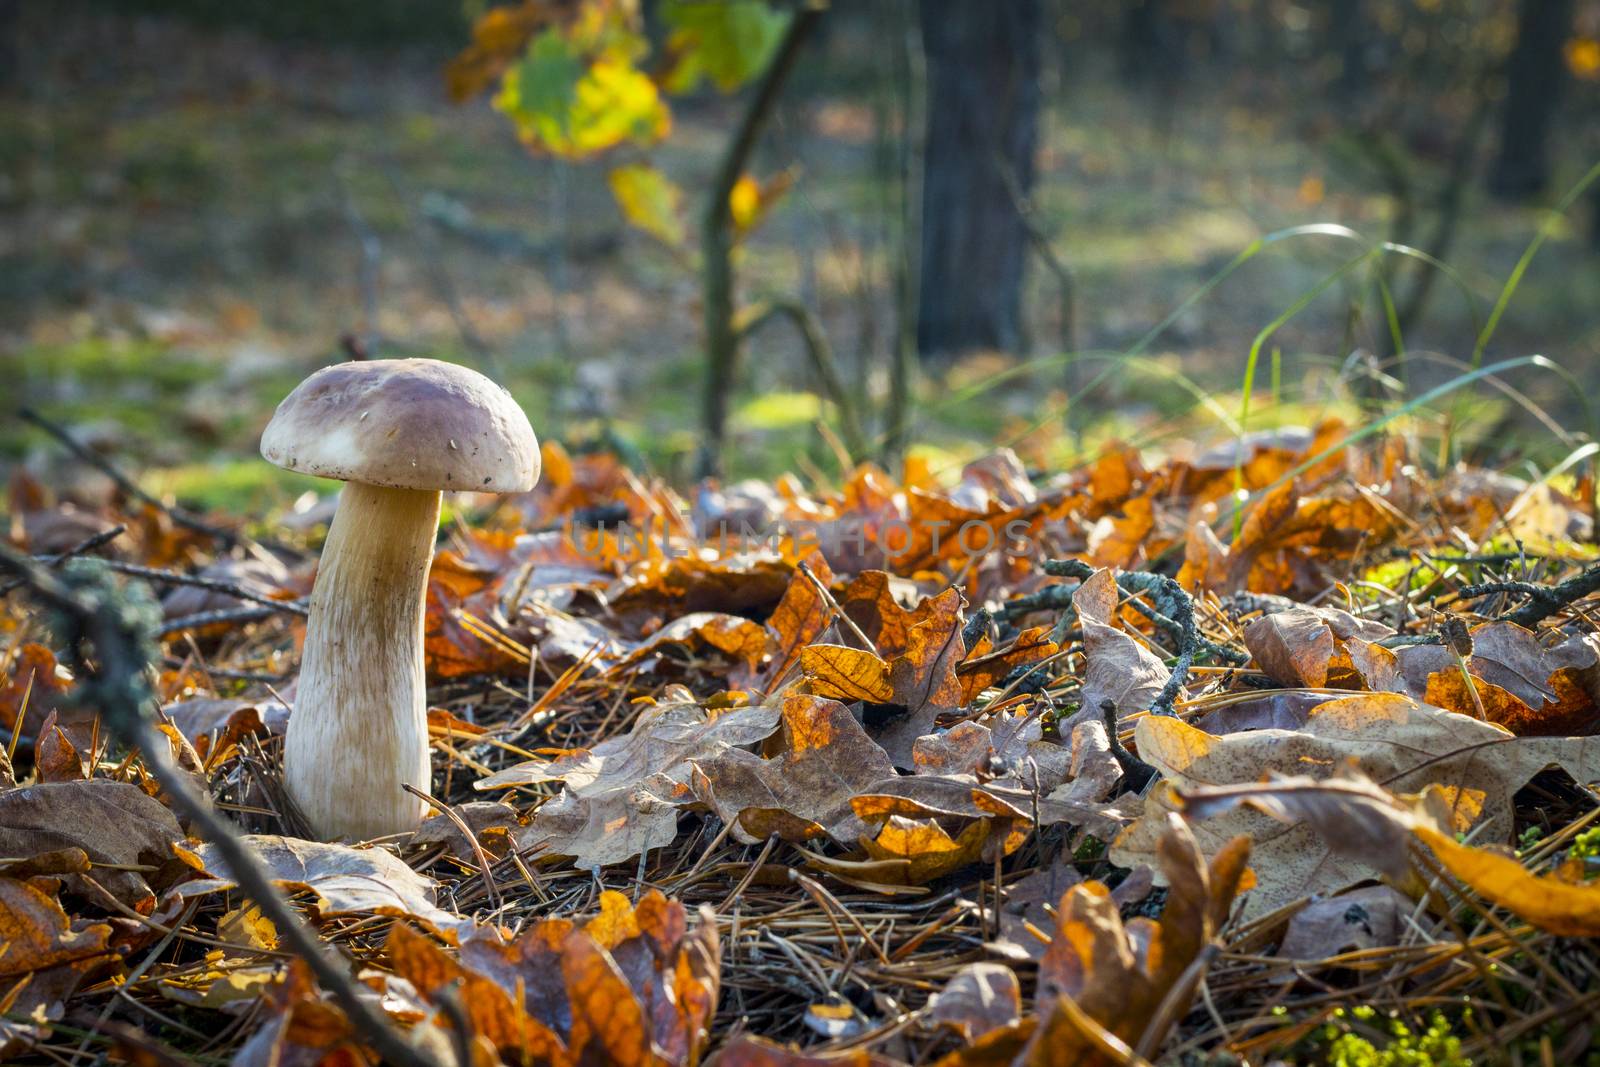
[1029,817,1251,1066]
[175,835,472,943]
[1243,605,1395,689]
[924,962,1022,1040]
[481,700,780,869]
[231,958,368,1067]
[389,889,719,1067]
[913,712,1073,794]
[0,779,185,909]
[1180,771,1600,939]
[1074,568,1172,724]
[801,588,966,766]
[761,550,837,688]
[1395,620,1582,732]
[690,692,894,844]
[839,569,945,659]
[0,876,112,977]
[1415,824,1600,938]
[957,625,1059,705]
[1277,885,1415,960]
[1112,692,1600,917]
[476,700,780,792]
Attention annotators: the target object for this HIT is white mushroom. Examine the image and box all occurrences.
[261,359,538,841]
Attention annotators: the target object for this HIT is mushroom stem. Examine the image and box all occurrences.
[286,481,440,841]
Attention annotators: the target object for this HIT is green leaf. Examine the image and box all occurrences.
[661,0,786,93]
[496,28,584,143]
[496,27,669,159]
[609,164,686,246]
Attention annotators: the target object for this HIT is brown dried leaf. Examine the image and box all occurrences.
[0,876,111,977]
[1243,605,1394,689]
[0,780,185,908]
[692,693,894,843]
[1030,818,1250,1065]
[1114,692,1600,916]
[176,835,472,942]
[1277,886,1414,959]
[924,962,1022,1040]
[762,551,836,687]
[1075,569,1171,722]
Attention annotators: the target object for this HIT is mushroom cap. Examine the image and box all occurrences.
[261,359,539,492]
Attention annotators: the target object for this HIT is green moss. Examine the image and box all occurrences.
[142,460,329,515]
[1287,1010,1470,1067]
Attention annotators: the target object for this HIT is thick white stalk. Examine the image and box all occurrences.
[285,481,439,841]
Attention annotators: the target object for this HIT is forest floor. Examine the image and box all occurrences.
[5,408,1600,1065]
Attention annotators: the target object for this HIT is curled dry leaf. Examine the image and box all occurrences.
[1181,769,1600,939]
[800,588,967,766]
[691,692,894,844]
[175,835,473,943]
[1277,885,1416,960]
[481,698,778,869]
[386,889,719,1067]
[1395,620,1594,733]
[1113,692,1600,917]
[1025,816,1251,1066]
[924,962,1022,1040]
[1074,569,1172,725]
[1242,604,1395,689]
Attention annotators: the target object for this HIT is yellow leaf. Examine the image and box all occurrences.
[729,175,760,231]
[609,165,686,246]
[800,644,894,703]
[1566,37,1600,80]
[218,903,279,951]
[1416,826,1600,938]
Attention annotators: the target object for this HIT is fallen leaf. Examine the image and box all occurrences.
[1277,886,1414,959]
[1115,692,1600,916]
[692,693,894,843]
[0,780,185,908]
[0,876,112,976]
[924,962,1022,1040]
[175,836,472,942]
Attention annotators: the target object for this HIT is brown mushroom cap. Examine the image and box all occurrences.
[260,359,539,492]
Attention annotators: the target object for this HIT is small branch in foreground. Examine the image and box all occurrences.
[0,524,125,596]
[0,546,440,1067]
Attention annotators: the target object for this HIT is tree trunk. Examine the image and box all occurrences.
[1488,0,1574,201]
[915,0,1040,360]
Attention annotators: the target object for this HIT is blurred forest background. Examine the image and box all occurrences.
[2,0,1598,512]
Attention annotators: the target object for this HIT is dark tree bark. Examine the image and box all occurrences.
[915,0,1041,360]
[1488,0,1574,201]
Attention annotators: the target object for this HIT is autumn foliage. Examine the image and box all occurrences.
[5,421,1600,1064]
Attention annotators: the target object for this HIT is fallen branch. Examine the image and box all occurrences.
[94,559,308,617]
[0,546,442,1067]
[19,408,298,556]
[1455,562,1600,629]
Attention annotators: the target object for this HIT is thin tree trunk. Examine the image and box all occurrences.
[915,0,1040,360]
[697,9,823,477]
[1489,0,1574,201]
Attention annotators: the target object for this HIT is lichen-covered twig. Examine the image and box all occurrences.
[1450,562,1600,629]
[0,545,442,1067]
